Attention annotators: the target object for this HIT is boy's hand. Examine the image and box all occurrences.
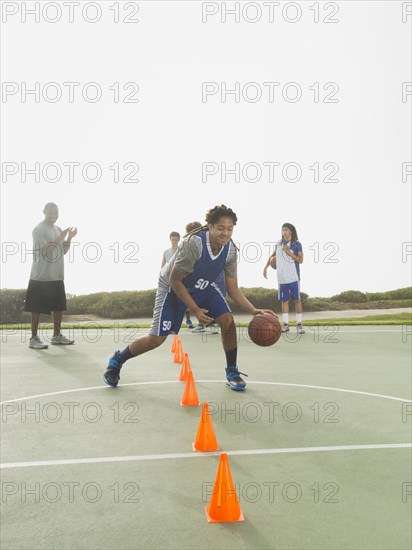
[194,308,214,324]
[253,309,277,317]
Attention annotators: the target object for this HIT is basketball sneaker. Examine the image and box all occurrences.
[29,335,48,349]
[192,325,205,333]
[103,351,123,387]
[186,320,194,329]
[210,326,219,335]
[225,366,248,391]
[281,323,289,333]
[51,334,74,345]
[297,323,305,334]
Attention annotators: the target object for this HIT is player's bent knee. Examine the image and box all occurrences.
[216,313,236,333]
[215,312,233,324]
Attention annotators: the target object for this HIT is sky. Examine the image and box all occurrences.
[1,1,411,298]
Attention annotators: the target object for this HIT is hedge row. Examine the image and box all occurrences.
[1,287,411,323]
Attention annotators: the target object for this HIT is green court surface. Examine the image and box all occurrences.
[1,326,411,550]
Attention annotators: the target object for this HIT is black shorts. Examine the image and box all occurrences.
[24,280,67,314]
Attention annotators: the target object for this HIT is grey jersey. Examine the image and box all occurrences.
[29,221,64,281]
[159,233,237,289]
[163,247,177,264]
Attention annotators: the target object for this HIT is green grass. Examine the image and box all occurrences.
[1,312,411,330]
[314,314,412,325]
[239,313,412,326]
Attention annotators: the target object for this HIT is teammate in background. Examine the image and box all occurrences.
[104,205,276,391]
[24,202,77,349]
[161,231,194,329]
[185,221,220,335]
[263,222,305,334]
[161,231,180,268]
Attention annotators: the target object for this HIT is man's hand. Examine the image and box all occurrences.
[62,227,77,254]
[67,227,77,239]
[60,228,71,241]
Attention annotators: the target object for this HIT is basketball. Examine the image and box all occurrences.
[248,313,281,347]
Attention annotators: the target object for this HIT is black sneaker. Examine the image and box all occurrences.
[186,320,194,329]
[103,351,123,387]
[225,366,248,391]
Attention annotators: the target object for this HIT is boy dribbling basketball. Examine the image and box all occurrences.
[104,205,276,391]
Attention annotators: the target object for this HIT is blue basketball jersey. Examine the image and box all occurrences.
[183,231,230,295]
[214,270,226,296]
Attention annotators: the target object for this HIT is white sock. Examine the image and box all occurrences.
[296,313,302,324]
[283,313,289,324]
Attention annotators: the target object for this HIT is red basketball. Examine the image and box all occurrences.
[248,313,281,347]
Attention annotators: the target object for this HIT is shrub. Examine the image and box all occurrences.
[1,286,410,323]
[0,289,27,323]
[331,290,367,303]
[365,287,412,301]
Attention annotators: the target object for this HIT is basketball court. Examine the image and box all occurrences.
[1,325,411,549]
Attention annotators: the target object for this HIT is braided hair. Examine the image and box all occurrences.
[205,205,237,225]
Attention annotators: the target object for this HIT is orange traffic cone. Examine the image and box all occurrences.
[173,339,183,364]
[193,403,220,452]
[179,353,191,381]
[180,370,200,406]
[205,453,244,523]
[170,334,179,353]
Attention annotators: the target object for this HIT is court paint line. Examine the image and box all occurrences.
[305,329,405,333]
[1,443,411,469]
[111,328,406,334]
[1,381,411,405]
[14,328,408,333]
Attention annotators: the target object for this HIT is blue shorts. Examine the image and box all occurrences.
[279,281,300,301]
[149,284,231,336]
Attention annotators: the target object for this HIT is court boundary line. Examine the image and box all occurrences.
[1,380,411,405]
[9,328,410,333]
[2,443,411,469]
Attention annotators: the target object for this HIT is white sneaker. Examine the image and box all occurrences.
[51,334,74,345]
[29,335,48,349]
[192,325,205,333]
[210,326,219,334]
[297,323,305,334]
